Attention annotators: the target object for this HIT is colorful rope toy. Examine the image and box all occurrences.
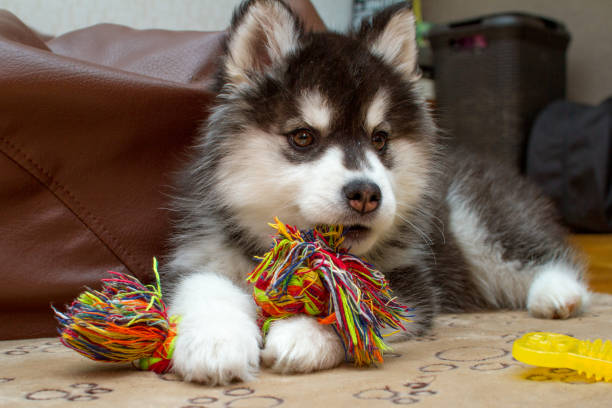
[52,258,177,374]
[53,219,411,372]
[247,218,412,366]
[513,332,612,382]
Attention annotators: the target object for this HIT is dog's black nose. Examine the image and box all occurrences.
[343,180,382,214]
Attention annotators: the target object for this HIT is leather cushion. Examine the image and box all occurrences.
[0,2,324,340]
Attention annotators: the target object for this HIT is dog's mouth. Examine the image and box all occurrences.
[343,224,372,243]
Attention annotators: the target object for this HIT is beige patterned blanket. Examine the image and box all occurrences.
[2,294,611,407]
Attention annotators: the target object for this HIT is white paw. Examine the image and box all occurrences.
[169,273,261,385]
[261,315,345,374]
[527,262,590,319]
[172,313,261,384]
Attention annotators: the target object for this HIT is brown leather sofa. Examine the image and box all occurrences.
[0,1,325,340]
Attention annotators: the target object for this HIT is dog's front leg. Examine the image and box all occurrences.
[169,272,261,385]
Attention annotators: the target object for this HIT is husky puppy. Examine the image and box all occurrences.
[163,0,590,384]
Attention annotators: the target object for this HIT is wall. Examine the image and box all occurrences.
[422,0,612,105]
[0,0,242,33]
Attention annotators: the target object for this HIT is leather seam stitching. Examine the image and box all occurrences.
[0,135,146,275]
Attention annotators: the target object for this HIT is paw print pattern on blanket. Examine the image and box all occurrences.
[25,382,113,402]
[522,367,598,384]
[180,386,284,408]
[353,375,438,405]
[3,340,68,356]
[420,338,518,374]
[414,334,521,375]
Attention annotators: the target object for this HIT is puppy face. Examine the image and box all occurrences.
[209,0,436,255]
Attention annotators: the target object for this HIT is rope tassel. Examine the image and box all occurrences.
[247,218,413,366]
[52,259,177,373]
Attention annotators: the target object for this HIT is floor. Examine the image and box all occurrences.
[571,234,612,294]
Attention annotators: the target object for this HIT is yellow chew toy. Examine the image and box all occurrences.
[512,332,612,382]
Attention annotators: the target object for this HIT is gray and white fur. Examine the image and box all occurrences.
[162,0,590,385]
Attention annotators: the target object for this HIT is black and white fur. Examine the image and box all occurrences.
[162,0,590,385]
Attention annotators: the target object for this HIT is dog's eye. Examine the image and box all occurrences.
[288,129,315,149]
[372,131,388,151]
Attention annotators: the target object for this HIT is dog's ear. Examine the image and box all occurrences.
[223,0,303,86]
[358,4,420,82]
